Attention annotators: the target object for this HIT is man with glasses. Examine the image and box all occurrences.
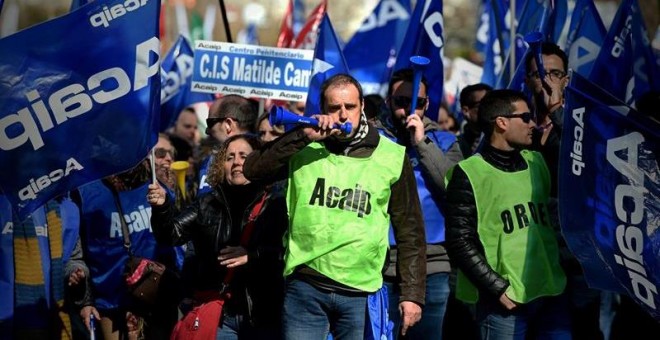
[204,95,258,144]
[524,42,568,159]
[446,89,569,339]
[377,68,463,339]
[458,83,493,157]
[525,42,607,340]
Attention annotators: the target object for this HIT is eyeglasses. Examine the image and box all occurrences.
[154,148,175,158]
[527,69,567,80]
[494,112,535,124]
[206,117,227,129]
[392,96,428,110]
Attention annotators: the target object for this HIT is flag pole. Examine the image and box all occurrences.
[489,0,507,82]
[218,0,233,43]
[509,0,516,83]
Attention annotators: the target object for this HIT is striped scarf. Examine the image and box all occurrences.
[45,201,73,339]
[13,203,72,338]
[343,111,370,155]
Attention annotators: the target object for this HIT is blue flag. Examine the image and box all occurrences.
[0,195,13,334]
[304,14,350,116]
[237,23,260,45]
[365,285,394,340]
[0,0,161,219]
[69,0,92,12]
[344,0,411,96]
[588,0,660,108]
[564,0,606,77]
[161,35,214,131]
[293,0,306,36]
[473,0,490,55]
[496,0,567,90]
[394,0,445,122]
[480,0,511,87]
[561,72,660,320]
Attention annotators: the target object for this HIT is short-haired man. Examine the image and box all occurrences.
[205,95,259,144]
[525,41,607,340]
[243,74,427,339]
[524,42,568,132]
[377,68,463,339]
[446,89,569,339]
[172,107,199,146]
[458,83,492,157]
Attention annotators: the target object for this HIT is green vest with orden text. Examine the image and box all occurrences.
[454,150,566,304]
[284,136,404,292]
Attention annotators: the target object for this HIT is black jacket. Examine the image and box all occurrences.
[150,182,288,325]
[243,126,427,305]
[445,143,530,300]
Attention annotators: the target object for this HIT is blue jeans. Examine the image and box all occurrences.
[282,279,367,340]
[216,313,279,340]
[476,294,571,340]
[385,272,450,339]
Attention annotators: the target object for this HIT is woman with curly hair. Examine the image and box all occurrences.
[148,134,288,339]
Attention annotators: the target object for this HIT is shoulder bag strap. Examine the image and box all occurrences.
[110,188,133,257]
[221,191,269,289]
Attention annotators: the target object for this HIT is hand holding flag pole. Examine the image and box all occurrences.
[524,31,545,81]
[409,56,430,115]
[150,148,157,185]
[89,314,96,340]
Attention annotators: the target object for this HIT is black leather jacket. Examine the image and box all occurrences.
[150,182,288,325]
[445,144,530,300]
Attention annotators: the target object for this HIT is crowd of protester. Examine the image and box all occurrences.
[5,41,660,340]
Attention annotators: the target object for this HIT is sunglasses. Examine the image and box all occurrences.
[206,117,227,129]
[154,148,175,158]
[392,96,428,110]
[495,112,535,124]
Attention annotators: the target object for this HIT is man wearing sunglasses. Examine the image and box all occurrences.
[446,90,569,339]
[377,68,463,339]
[204,95,259,145]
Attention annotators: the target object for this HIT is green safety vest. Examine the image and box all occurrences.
[285,136,404,292]
[453,150,566,303]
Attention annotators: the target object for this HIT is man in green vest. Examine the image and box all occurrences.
[243,74,427,339]
[445,89,570,339]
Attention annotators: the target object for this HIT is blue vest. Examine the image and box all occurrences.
[79,181,158,310]
[379,129,456,244]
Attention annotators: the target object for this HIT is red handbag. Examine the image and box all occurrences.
[170,298,225,340]
[170,192,267,340]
